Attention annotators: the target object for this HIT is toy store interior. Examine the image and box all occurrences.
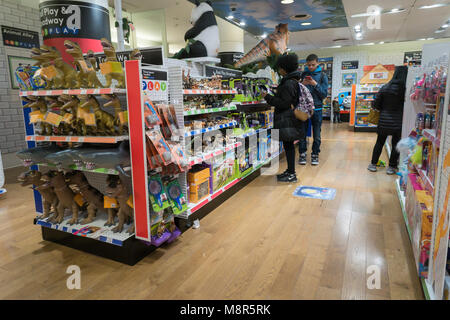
[0,0,450,304]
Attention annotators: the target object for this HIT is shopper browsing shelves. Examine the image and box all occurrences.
[298,54,329,166]
[332,97,341,123]
[262,53,302,183]
[368,66,409,175]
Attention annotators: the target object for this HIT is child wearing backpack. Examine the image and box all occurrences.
[262,53,313,183]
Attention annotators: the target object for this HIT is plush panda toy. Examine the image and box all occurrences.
[173,0,220,59]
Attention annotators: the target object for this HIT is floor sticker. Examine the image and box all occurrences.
[293,186,336,200]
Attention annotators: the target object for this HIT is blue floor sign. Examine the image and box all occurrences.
[293,186,336,200]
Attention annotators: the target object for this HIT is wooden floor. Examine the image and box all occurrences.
[0,123,424,300]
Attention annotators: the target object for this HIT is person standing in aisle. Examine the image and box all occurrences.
[298,54,329,166]
[332,96,341,123]
[262,53,302,183]
[368,65,409,175]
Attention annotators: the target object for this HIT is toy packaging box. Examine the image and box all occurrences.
[211,150,236,192]
[166,179,188,215]
[405,173,424,231]
[188,164,211,203]
[148,175,171,212]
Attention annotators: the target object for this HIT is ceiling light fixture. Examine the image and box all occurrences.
[362,42,375,45]
[391,8,399,12]
[356,32,363,38]
[261,33,267,38]
[435,29,446,33]
[240,21,246,26]
[443,24,449,28]
[226,15,234,20]
[354,25,361,32]
[352,8,405,17]
[418,38,426,41]
[419,4,448,9]
[427,37,435,40]
[301,22,312,26]
[379,41,385,44]
[281,0,294,4]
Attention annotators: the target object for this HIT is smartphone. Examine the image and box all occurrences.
[305,76,313,80]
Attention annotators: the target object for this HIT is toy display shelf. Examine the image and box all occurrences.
[19,88,127,97]
[395,178,435,300]
[414,164,434,194]
[423,129,440,145]
[34,210,134,247]
[188,142,242,166]
[184,120,237,137]
[25,135,129,143]
[235,101,268,107]
[38,162,120,175]
[183,89,237,95]
[183,105,237,116]
[185,151,281,217]
[233,127,272,139]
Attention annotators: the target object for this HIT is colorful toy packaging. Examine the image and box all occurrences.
[15,65,45,90]
[166,179,188,215]
[148,175,170,212]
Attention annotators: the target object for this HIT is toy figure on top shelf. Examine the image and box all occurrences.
[17,169,58,220]
[183,95,232,113]
[64,40,104,88]
[79,95,116,136]
[42,45,78,89]
[105,174,134,234]
[101,94,128,135]
[100,38,125,88]
[183,73,224,90]
[172,0,220,59]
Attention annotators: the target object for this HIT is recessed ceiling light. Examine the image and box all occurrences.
[427,37,435,40]
[354,25,361,32]
[281,0,294,4]
[379,41,385,44]
[391,8,399,12]
[435,29,446,33]
[362,42,375,45]
[356,32,363,38]
[419,4,448,9]
[261,33,267,38]
[443,24,449,28]
[240,21,246,26]
[226,15,234,20]
[418,38,426,41]
[301,22,311,26]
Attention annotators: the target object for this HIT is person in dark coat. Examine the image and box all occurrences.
[262,53,302,183]
[368,65,408,174]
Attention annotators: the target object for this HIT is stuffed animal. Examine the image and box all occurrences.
[173,0,219,59]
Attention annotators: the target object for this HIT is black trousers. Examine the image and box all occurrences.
[371,128,401,167]
[283,141,296,174]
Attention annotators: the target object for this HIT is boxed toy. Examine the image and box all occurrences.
[188,164,211,203]
[211,150,236,192]
[166,179,188,215]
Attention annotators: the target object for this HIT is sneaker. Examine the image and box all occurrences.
[311,154,319,166]
[367,164,377,172]
[386,166,398,175]
[298,153,307,165]
[277,170,289,180]
[278,173,297,183]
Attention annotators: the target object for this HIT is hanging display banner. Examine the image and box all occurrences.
[141,67,168,101]
[342,60,359,70]
[1,26,40,49]
[404,51,422,66]
[90,47,164,69]
[205,65,242,79]
[360,64,395,84]
[39,0,111,63]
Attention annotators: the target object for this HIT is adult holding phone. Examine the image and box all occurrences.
[298,54,329,166]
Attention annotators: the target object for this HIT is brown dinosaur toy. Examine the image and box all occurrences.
[30,46,57,89]
[45,96,71,135]
[58,94,79,135]
[101,94,127,135]
[27,97,53,135]
[86,50,99,71]
[65,171,105,225]
[105,175,134,234]
[43,170,80,225]
[100,38,125,88]
[40,45,78,89]
[18,170,58,220]
[80,95,115,135]
[234,23,290,68]
[64,40,103,88]
[130,48,142,60]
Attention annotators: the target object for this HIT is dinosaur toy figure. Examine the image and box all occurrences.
[100,38,125,88]
[80,95,115,135]
[18,170,58,220]
[40,45,78,89]
[16,145,61,167]
[27,97,53,135]
[102,94,127,135]
[65,171,104,225]
[86,50,99,71]
[130,48,142,60]
[58,94,79,135]
[30,47,53,89]
[77,141,131,177]
[233,23,290,69]
[77,95,99,136]
[64,40,103,88]
[45,96,70,135]
[105,174,134,234]
[43,170,80,225]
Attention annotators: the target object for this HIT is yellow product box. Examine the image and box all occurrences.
[189,177,210,204]
[100,61,123,74]
[188,166,210,185]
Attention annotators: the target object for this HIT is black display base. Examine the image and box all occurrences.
[354,126,378,132]
[37,220,156,266]
[176,167,262,232]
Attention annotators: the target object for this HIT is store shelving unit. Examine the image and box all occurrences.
[183,105,237,116]
[183,89,237,95]
[184,120,237,137]
[19,88,127,96]
[25,135,129,143]
[353,90,379,132]
[188,142,242,166]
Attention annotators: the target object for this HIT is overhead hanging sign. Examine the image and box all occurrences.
[342,60,359,70]
[141,67,168,101]
[404,51,422,66]
[1,25,39,49]
[205,65,242,79]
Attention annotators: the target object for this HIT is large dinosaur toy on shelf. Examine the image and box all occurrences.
[30,47,55,89]
[105,174,134,234]
[102,94,127,135]
[64,40,103,88]
[100,38,125,88]
[80,95,115,135]
[40,45,78,89]
[24,97,53,135]
[58,94,79,135]
[233,23,290,70]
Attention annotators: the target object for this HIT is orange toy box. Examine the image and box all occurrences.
[188,164,211,204]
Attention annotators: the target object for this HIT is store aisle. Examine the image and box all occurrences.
[0,123,424,300]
